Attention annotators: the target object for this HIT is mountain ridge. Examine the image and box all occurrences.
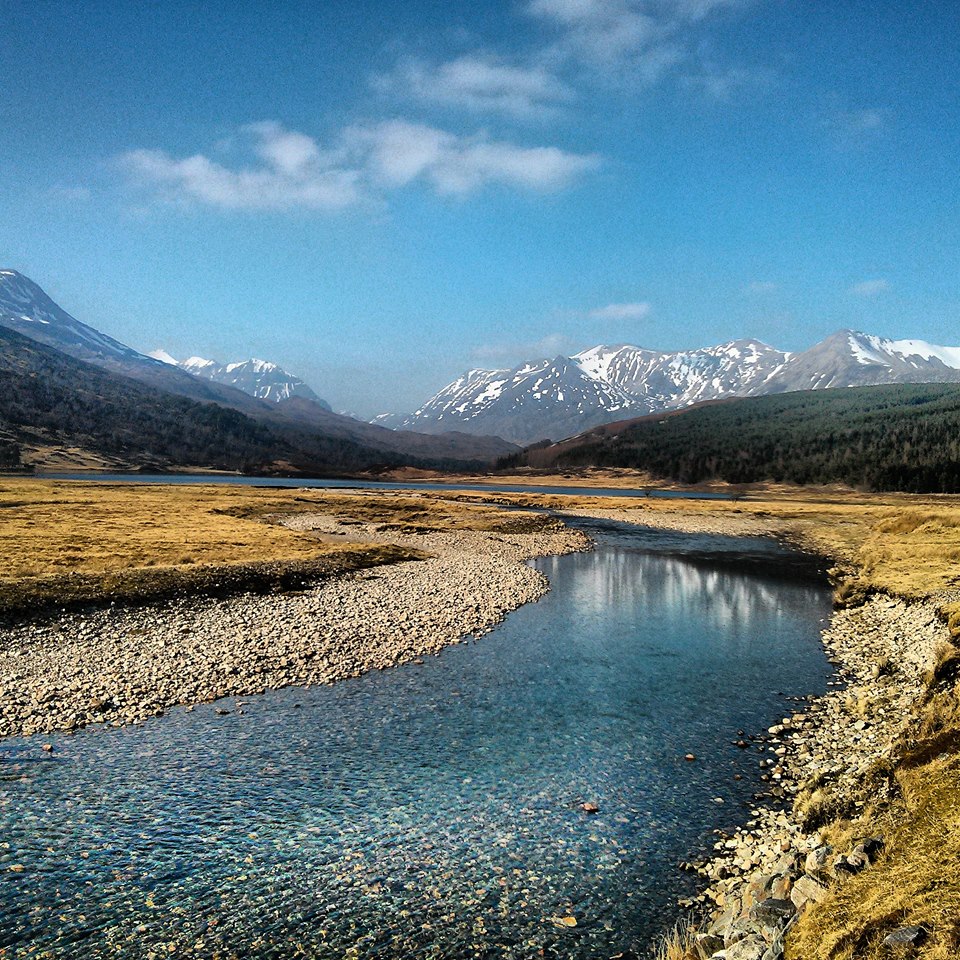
[0,270,517,467]
[151,350,333,409]
[380,330,960,445]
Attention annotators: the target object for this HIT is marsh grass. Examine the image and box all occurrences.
[653,918,700,960]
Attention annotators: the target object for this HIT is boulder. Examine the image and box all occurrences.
[790,875,830,911]
[694,932,725,959]
[749,898,795,931]
[804,845,833,877]
[726,936,767,960]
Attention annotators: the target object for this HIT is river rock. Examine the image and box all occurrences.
[726,935,767,960]
[749,898,795,930]
[804,844,833,877]
[790,874,830,910]
[883,926,928,947]
[694,932,724,958]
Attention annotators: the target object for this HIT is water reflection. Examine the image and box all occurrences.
[0,527,830,958]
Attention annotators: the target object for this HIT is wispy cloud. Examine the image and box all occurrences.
[471,332,578,363]
[587,301,652,321]
[680,64,755,101]
[118,121,600,211]
[526,0,746,83]
[744,280,777,294]
[826,106,888,147]
[850,278,890,298]
[377,54,574,117]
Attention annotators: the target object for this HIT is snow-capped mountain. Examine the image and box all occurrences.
[384,331,960,445]
[377,356,641,444]
[0,268,517,464]
[152,351,331,409]
[0,269,157,365]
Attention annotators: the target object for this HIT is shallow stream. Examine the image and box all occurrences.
[0,522,831,958]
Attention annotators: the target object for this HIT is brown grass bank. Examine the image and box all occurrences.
[0,480,554,614]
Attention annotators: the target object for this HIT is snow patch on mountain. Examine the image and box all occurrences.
[386,330,960,445]
[163,352,330,407]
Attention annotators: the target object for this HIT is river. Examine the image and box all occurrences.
[0,520,831,958]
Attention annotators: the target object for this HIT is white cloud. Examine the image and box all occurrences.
[380,54,574,117]
[588,301,652,321]
[745,280,777,294]
[850,278,890,298]
[348,120,600,194]
[119,122,363,211]
[526,0,745,80]
[471,332,578,362]
[118,121,600,211]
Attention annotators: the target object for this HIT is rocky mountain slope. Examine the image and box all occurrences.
[383,332,960,445]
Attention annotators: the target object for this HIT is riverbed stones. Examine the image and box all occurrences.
[0,512,590,739]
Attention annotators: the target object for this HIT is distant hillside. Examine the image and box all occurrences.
[0,327,465,474]
[500,383,960,493]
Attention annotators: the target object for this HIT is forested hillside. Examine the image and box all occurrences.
[0,327,424,473]
[501,383,960,492]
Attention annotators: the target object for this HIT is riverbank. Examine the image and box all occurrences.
[0,492,588,737]
[4,479,960,957]
[552,498,960,960]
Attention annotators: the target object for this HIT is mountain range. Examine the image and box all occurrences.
[378,333,960,445]
[0,270,515,471]
[4,266,960,474]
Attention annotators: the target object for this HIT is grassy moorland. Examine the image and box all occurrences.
[0,480,550,614]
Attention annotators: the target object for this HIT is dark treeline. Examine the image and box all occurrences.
[500,384,960,493]
[0,327,448,473]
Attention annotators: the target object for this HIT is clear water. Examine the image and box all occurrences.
[31,472,732,500]
[0,524,830,959]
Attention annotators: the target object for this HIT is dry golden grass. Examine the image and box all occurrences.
[786,746,960,959]
[226,490,555,535]
[0,480,343,580]
[653,918,700,960]
[0,481,547,581]
[0,480,554,611]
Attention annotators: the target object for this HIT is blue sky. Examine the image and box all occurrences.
[2,0,958,415]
